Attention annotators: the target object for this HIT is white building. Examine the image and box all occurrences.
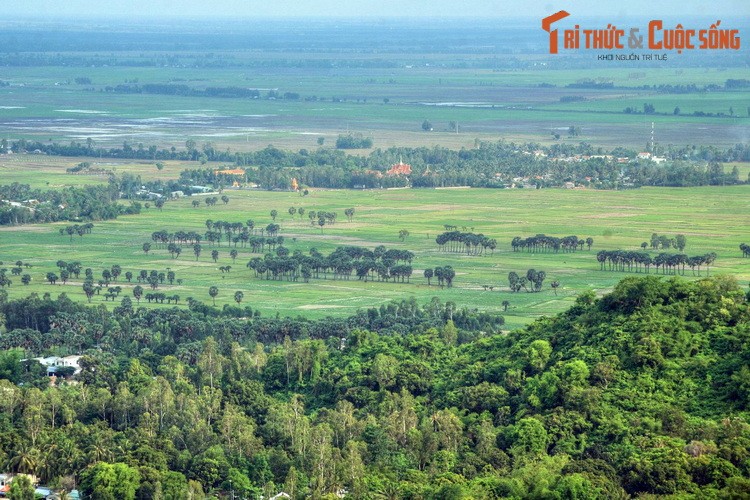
[32,355,82,377]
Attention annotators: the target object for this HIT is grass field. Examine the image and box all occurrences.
[1,24,749,331]
[2,161,749,330]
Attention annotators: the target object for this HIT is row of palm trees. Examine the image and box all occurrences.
[150,224,284,253]
[511,234,592,253]
[246,245,416,283]
[596,250,717,275]
[435,231,497,255]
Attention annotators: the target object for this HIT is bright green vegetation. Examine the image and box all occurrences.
[0,272,749,498]
[1,17,749,499]
[1,178,749,330]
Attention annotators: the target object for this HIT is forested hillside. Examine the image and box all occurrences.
[0,275,749,498]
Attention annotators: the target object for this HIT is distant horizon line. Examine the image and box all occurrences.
[4,13,748,22]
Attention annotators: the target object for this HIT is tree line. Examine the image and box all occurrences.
[511,234,593,253]
[596,250,717,275]
[435,231,497,255]
[6,139,748,192]
[57,223,94,242]
[149,218,281,253]
[246,245,420,284]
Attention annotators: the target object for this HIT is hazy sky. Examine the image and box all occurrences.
[8,0,750,19]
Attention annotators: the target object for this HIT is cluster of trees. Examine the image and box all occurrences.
[0,268,19,288]
[66,161,111,174]
[0,260,33,288]
[647,233,687,251]
[511,234,593,253]
[422,266,456,287]
[270,208,351,227]
[46,260,84,285]
[596,250,718,275]
[334,134,373,149]
[149,219,281,255]
[247,245,418,284]
[2,275,748,497]
[130,269,180,289]
[0,182,138,226]
[286,207,306,220]
[191,195,229,208]
[508,269,549,292]
[58,223,94,242]
[143,292,181,304]
[305,210,338,229]
[435,231,497,255]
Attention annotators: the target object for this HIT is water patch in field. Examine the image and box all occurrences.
[174,112,221,118]
[413,101,495,108]
[133,117,212,126]
[165,109,217,113]
[55,109,109,114]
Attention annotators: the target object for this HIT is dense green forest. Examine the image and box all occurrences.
[0,275,749,498]
[0,183,140,226]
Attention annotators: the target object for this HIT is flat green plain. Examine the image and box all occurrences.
[2,63,748,151]
[2,158,749,330]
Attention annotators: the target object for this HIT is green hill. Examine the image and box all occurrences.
[0,275,748,498]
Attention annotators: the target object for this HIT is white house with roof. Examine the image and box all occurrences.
[32,355,82,377]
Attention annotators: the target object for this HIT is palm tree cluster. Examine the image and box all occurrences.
[649,233,687,251]
[58,223,95,242]
[151,229,203,248]
[149,219,281,254]
[435,231,497,255]
[144,292,180,304]
[511,234,592,253]
[53,260,83,279]
[130,269,178,290]
[596,250,717,275]
[204,196,220,206]
[308,210,338,226]
[247,245,416,283]
[508,269,547,292]
[423,266,456,287]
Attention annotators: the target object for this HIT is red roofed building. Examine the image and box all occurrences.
[386,161,412,176]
